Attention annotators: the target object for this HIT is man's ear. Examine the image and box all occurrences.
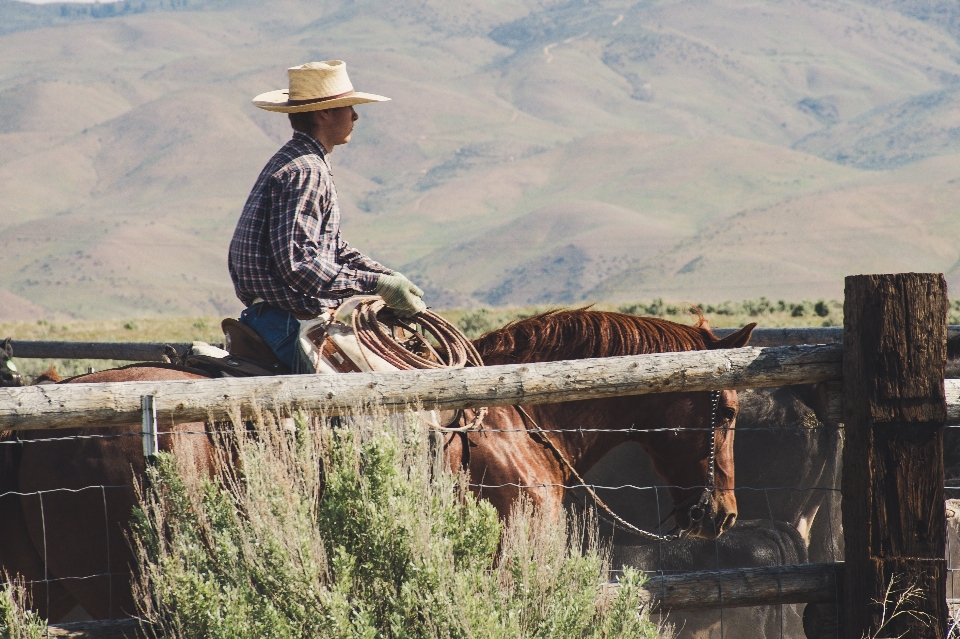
[711,323,756,349]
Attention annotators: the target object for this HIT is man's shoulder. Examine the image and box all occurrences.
[267,138,330,181]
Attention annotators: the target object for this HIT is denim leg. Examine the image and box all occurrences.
[238,306,302,372]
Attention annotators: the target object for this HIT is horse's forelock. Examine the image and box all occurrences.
[473,309,714,365]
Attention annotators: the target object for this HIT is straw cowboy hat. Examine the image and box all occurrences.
[253,60,390,113]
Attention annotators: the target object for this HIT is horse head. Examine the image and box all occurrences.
[628,325,753,539]
[0,338,23,387]
[472,311,755,541]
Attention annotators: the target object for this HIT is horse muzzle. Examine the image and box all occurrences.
[0,371,23,387]
[676,489,737,539]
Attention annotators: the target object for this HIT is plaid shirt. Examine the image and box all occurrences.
[229,132,391,315]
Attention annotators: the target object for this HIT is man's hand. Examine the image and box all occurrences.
[376,273,426,317]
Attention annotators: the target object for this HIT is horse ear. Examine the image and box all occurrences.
[711,323,756,349]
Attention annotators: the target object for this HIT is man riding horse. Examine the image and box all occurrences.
[229,60,426,373]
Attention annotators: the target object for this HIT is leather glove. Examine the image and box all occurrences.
[376,273,426,317]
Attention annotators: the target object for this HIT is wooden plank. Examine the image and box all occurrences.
[47,564,841,637]
[713,327,844,346]
[712,325,960,346]
[46,618,143,638]
[639,562,842,611]
[0,343,844,431]
[842,273,948,639]
[7,341,193,362]
[818,378,960,425]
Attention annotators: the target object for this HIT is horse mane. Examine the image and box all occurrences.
[473,309,718,365]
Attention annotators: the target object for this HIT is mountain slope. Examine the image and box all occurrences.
[794,87,960,168]
[1,0,959,316]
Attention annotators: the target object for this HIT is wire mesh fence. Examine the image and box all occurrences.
[2,385,849,639]
[2,391,953,638]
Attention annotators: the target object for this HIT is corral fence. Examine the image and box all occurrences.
[0,272,957,638]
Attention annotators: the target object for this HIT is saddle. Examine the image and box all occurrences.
[184,300,443,377]
[180,319,290,378]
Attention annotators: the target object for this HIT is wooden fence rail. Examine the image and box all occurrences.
[7,326,960,362]
[1,343,844,430]
[6,340,194,362]
[715,324,960,346]
[3,342,960,431]
[47,563,843,638]
[639,562,842,611]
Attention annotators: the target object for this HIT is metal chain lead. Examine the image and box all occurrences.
[707,390,720,491]
[516,390,722,543]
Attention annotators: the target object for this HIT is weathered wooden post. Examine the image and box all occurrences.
[843,273,948,638]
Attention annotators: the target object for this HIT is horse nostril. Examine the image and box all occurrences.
[720,512,737,532]
[688,505,705,523]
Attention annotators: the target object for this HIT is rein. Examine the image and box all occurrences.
[515,390,721,543]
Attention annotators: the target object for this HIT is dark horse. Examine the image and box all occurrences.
[0,310,753,621]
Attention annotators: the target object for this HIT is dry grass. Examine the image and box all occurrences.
[0,316,224,344]
[0,316,226,378]
[864,574,937,639]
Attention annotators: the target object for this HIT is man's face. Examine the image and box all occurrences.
[317,106,358,147]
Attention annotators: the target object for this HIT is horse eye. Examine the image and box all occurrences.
[719,406,737,421]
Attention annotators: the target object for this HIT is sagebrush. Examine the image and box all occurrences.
[0,576,45,639]
[132,411,664,639]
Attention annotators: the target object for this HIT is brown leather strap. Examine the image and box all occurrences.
[287,90,356,106]
[320,338,363,373]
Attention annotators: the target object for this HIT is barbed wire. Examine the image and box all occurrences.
[1,485,134,499]
[0,423,847,447]
[468,482,840,492]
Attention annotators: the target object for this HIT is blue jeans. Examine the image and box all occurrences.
[238,305,305,373]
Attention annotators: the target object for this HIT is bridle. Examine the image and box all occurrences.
[516,390,722,543]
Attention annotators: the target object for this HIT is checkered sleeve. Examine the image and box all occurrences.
[338,238,393,276]
[267,167,381,298]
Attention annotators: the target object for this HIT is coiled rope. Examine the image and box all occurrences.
[351,298,484,370]
[351,298,486,431]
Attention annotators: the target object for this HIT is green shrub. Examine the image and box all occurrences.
[0,577,46,639]
[132,412,662,639]
[455,308,544,339]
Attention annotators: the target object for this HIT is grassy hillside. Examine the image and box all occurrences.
[794,87,960,168]
[1,0,959,319]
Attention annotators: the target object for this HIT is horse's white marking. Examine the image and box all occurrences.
[796,502,820,545]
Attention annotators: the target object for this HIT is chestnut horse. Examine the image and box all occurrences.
[0,310,753,621]
[450,310,753,537]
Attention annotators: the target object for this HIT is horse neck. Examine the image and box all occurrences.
[527,398,633,476]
